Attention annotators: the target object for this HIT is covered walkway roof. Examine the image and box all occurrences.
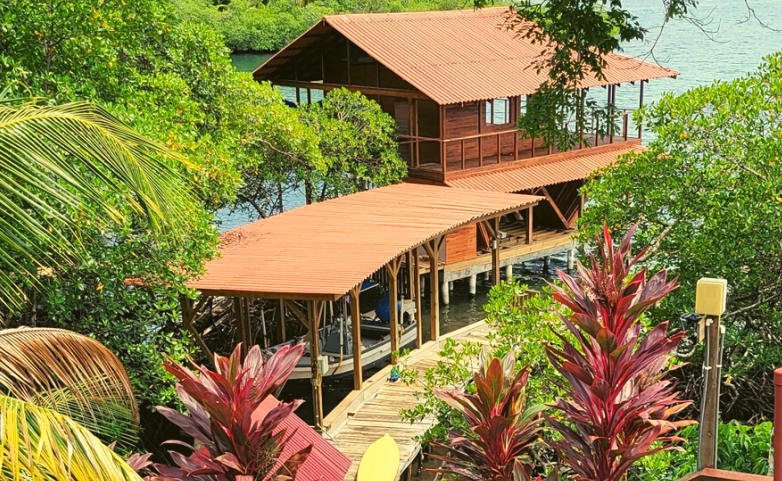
[445,144,645,192]
[189,183,541,300]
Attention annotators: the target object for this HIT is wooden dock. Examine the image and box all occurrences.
[321,321,493,481]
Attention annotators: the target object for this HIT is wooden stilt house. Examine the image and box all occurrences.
[254,7,677,271]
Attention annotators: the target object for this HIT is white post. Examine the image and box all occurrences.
[567,249,576,271]
[448,281,454,291]
[469,275,477,295]
[505,264,513,280]
[441,280,450,305]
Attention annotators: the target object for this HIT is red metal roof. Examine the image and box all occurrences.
[189,183,541,299]
[310,8,677,105]
[445,143,644,192]
[255,395,350,481]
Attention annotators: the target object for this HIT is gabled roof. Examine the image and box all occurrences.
[445,143,645,192]
[254,395,350,481]
[188,183,541,300]
[255,8,678,105]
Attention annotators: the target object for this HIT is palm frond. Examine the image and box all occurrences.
[0,327,138,446]
[0,100,194,309]
[0,395,143,481]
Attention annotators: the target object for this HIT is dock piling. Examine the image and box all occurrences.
[469,275,477,295]
[441,280,450,305]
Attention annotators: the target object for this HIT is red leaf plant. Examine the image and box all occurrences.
[149,342,311,481]
[546,224,694,481]
[429,348,544,481]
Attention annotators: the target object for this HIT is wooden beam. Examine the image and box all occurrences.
[269,79,429,100]
[180,295,214,360]
[349,287,362,390]
[526,206,534,244]
[413,249,423,349]
[276,299,286,343]
[285,300,308,327]
[491,216,501,286]
[308,300,325,429]
[638,80,644,138]
[234,297,249,355]
[539,185,571,228]
[422,237,443,341]
[384,256,403,358]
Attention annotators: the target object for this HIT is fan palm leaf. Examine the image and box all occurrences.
[0,394,143,481]
[0,100,193,309]
[0,327,138,446]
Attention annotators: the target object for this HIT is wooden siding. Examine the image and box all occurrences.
[445,224,477,263]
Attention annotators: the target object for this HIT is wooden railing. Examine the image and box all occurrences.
[401,111,636,173]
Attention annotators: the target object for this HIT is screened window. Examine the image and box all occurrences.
[485,98,511,125]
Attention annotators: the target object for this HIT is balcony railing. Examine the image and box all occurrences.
[401,110,638,175]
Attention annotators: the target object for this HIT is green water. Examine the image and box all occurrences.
[230,52,272,72]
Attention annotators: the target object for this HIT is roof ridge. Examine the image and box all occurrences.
[324,7,509,22]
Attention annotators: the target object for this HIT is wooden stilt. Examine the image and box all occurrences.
[234,297,250,355]
[413,248,423,348]
[491,216,501,286]
[385,256,403,360]
[308,300,325,428]
[526,206,534,244]
[350,287,362,390]
[276,299,286,343]
[180,294,213,360]
[423,236,444,341]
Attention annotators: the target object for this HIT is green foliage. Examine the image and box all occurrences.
[301,88,407,202]
[170,0,480,53]
[399,281,567,443]
[500,0,695,148]
[631,421,773,481]
[579,51,782,419]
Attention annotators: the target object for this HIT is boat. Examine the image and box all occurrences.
[263,281,418,380]
[357,434,400,481]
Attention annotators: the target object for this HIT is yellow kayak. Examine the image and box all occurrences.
[356,433,400,481]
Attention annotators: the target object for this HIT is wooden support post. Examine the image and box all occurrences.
[308,300,325,429]
[491,216,501,286]
[234,297,248,354]
[346,40,351,85]
[385,256,403,360]
[413,248,423,349]
[439,105,446,173]
[349,287,362,390]
[276,299,286,343]
[513,129,519,160]
[422,236,444,341]
[461,139,465,170]
[526,206,534,244]
[180,295,213,360]
[638,80,645,138]
[698,314,722,470]
[622,112,629,141]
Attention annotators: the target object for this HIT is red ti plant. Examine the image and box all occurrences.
[429,348,544,481]
[150,343,311,481]
[546,225,694,481]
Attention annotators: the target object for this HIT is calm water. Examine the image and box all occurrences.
[224,0,782,429]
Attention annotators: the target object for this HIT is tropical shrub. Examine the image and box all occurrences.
[428,349,543,481]
[631,421,773,481]
[150,342,311,480]
[579,52,782,421]
[546,225,693,481]
[399,282,567,444]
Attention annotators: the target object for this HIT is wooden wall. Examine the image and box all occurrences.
[445,224,477,263]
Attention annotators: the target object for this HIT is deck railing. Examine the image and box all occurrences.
[401,110,636,174]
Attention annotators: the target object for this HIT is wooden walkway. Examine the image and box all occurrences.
[321,321,493,481]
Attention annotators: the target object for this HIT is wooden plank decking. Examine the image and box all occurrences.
[322,321,493,481]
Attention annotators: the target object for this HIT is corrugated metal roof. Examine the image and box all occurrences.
[319,8,678,104]
[189,183,541,299]
[445,143,645,192]
[255,395,350,481]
